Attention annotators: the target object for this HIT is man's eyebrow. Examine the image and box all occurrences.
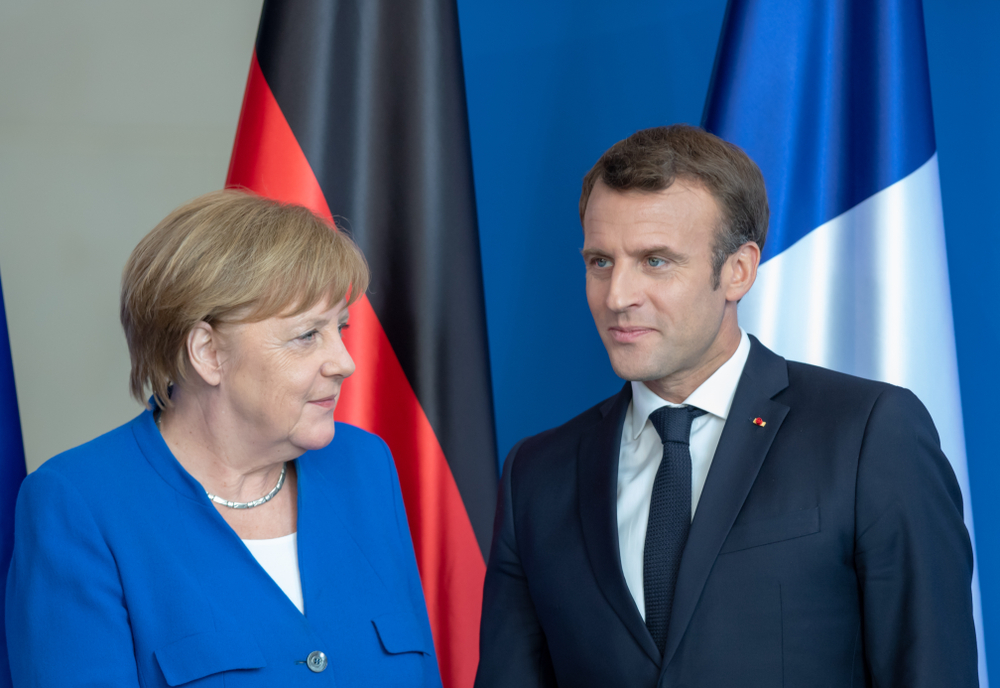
[636,244,687,262]
[580,247,609,260]
[580,245,688,262]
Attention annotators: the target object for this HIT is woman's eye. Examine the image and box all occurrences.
[299,330,319,342]
[338,323,350,334]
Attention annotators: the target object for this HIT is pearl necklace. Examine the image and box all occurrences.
[156,413,287,510]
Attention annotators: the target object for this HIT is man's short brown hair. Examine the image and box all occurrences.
[120,189,370,409]
[580,124,769,287]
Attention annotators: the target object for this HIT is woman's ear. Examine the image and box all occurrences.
[186,322,223,387]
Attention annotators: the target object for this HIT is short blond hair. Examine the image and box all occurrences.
[120,189,370,408]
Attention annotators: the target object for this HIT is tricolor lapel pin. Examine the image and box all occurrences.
[752,417,766,427]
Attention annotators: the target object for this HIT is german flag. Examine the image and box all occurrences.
[225,2,498,687]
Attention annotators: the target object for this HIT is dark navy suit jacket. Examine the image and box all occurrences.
[6,409,441,687]
[476,337,976,688]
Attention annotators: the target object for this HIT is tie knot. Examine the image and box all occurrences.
[649,405,706,444]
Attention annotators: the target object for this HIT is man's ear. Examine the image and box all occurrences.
[723,241,761,302]
[186,322,223,387]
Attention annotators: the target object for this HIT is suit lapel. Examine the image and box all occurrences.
[296,458,387,631]
[661,338,790,669]
[578,383,663,665]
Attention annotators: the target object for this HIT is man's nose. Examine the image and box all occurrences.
[605,264,642,312]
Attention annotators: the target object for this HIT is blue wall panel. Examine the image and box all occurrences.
[457,0,729,459]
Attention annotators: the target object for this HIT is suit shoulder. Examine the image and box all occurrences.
[324,421,389,454]
[503,391,621,486]
[302,422,395,488]
[783,360,909,406]
[781,360,934,436]
[17,415,153,529]
[29,415,144,488]
[516,394,611,457]
[785,359,888,393]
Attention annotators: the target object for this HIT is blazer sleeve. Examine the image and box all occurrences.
[854,386,978,687]
[474,440,556,688]
[6,468,141,688]
[382,438,444,688]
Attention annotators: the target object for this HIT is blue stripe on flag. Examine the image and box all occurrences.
[0,271,26,688]
[703,0,936,260]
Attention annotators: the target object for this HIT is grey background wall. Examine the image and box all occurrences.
[0,1,264,471]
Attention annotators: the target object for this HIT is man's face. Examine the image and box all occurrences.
[582,179,734,398]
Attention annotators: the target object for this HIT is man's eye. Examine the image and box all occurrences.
[648,257,665,267]
[593,258,611,268]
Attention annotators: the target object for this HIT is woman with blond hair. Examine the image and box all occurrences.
[6,190,441,687]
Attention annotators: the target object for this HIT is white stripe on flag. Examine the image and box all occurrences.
[740,153,986,682]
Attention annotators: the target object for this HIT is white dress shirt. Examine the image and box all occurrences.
[242,532,306,614]
[617,329,751,620]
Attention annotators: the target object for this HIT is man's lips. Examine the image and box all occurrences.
[308,395,338,409]
[608,327,655,343]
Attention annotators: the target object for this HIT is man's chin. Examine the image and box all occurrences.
[607,357,668,384]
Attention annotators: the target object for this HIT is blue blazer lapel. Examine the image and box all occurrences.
[662,337,790,670]
[577,384,662,665]
[296,458,387,629]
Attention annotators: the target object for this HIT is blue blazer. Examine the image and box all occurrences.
[475,337,977,688]
[6,409,442,688]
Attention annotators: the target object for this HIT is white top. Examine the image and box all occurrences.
[242,532,305,615]
[617,329,751,620]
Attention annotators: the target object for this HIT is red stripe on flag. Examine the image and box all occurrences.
[226,50,485,688]
[339,295,485,688]
[226,52,333,222]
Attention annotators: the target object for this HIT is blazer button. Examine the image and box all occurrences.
[306,651,328,673]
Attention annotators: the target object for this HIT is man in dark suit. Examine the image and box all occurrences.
[475,125,977,687]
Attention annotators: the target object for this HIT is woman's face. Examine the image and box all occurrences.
[215,297,355,456]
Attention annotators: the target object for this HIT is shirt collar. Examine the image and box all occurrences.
[629,328,751,440]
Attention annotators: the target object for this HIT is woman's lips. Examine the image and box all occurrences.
[608,327,654,343]
[308,395,337,409]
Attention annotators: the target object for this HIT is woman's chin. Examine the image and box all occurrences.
[291,423,338,453]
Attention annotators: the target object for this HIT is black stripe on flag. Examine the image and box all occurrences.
[253,0,498,557]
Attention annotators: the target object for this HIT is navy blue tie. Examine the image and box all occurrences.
[643,405,706,655]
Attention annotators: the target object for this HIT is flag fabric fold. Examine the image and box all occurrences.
[704,0,986,684]
[226,2,498,687]
[0,272,27,688]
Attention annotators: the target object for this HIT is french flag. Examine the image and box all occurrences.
[704,0,986,683]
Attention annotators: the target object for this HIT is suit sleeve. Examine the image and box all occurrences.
[474,440,556,688]
[855,387,978,687]
[6,468,141,687]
